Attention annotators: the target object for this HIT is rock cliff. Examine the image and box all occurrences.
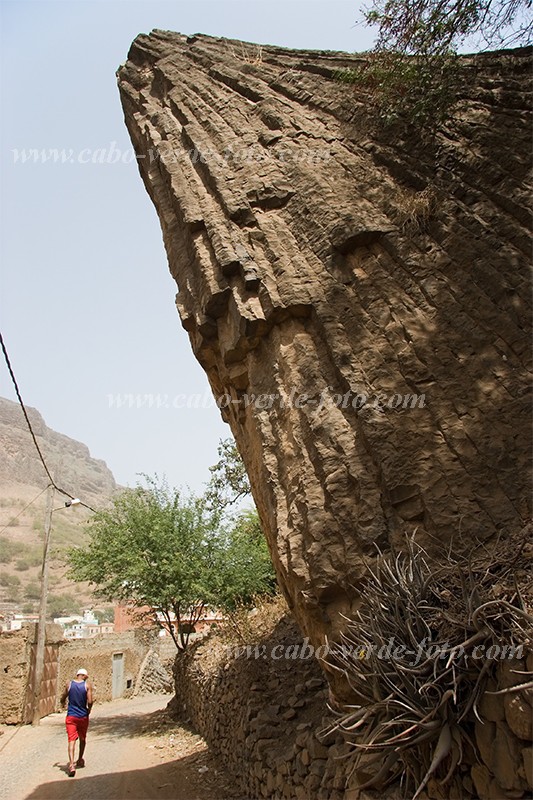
[0,396,116,503]
[118,33,531,649]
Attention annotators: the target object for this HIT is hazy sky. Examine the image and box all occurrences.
[0,0,374,496]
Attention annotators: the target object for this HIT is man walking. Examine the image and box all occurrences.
[60,668,93,777]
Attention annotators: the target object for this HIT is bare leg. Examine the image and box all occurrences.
[68,738,77,771]
[77,738,86,764]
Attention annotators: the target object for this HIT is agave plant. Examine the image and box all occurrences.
[322,532,532,798]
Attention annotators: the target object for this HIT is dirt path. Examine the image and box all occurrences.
[0,694,242,800]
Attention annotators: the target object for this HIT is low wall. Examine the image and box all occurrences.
[173,615,533,799]
[473,656,533,797]
[173,616,355,800]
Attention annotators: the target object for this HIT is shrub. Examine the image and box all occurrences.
[0,536,23,563]
[47,594,82,618]
[24,582,41,600]
[335,51,459,129]
[6,586,21,603]
[0,572,21,587]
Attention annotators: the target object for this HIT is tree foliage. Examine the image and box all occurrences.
[341,0,531,127]
[206,437,251,509]
[68,477,275,650]
[364,0,532,55]
[336,50,459,126]
[211,509,277,611]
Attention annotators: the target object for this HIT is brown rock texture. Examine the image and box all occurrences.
[0,396,116,502]
[117,32,532,647]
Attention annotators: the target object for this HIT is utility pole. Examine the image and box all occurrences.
[32,484,54,725]
[32,488,81,724]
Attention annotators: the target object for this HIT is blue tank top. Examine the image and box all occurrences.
[67,680,88,718]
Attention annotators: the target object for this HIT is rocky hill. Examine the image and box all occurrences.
[0,396,117,618]
[118,33,531,643]
[118,34,531,798]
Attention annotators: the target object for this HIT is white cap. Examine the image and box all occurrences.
[76,668,88,676]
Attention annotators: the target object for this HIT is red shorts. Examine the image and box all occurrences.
[65,715,89,742]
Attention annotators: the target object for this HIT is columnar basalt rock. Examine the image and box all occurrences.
[118,32,531,650]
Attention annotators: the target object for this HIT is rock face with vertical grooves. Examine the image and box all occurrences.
[118,32,531,648]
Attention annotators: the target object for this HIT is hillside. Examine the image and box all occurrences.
[0,396,117,619]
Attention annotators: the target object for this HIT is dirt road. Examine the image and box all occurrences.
[0,694,242,800]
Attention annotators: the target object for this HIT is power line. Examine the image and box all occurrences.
[0,332,57,487]
[0,485,49,537]
[0,331,96,513]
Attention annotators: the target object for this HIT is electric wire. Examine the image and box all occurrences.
[0,331,96,513]
[0,485,49,537]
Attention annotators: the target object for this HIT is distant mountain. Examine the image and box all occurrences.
[0,396,116,503]
[0,397,117,619]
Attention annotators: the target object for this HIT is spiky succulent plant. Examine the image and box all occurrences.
[323,532,532,798]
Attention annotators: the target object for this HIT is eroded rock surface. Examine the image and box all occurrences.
[118,32,531,647]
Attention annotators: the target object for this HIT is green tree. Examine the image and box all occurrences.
[206,438,251,509]
[213,510,277,611]
[67,477,273,651]
[206,439,277,608]
[47,594,82,619]
[341,0,531,127]
[364,0,532,55]
[94,606,115,623]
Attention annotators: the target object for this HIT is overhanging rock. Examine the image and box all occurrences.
[118,32,531,649]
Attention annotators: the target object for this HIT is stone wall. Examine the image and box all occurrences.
[174,615,533,800]
[473,657,533,798]
[173,616,353,800]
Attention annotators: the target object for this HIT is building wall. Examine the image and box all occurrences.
[56,629,157,707]
[1,626,167,724]
[114,603,225,636]
[0,624,63,724]
[0,628,32,724]
[113,604,154,633]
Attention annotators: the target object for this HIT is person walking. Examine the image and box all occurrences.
[60,668,93,777]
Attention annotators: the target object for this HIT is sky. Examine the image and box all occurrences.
[0,0,374,497]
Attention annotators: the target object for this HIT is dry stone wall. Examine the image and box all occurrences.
[173,617,353,800]
[473,656,533,798]
[118,33,532,651]
[174,619,533,799]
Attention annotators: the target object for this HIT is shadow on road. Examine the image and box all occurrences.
[86,704,181,740]
[24,752,250,800]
